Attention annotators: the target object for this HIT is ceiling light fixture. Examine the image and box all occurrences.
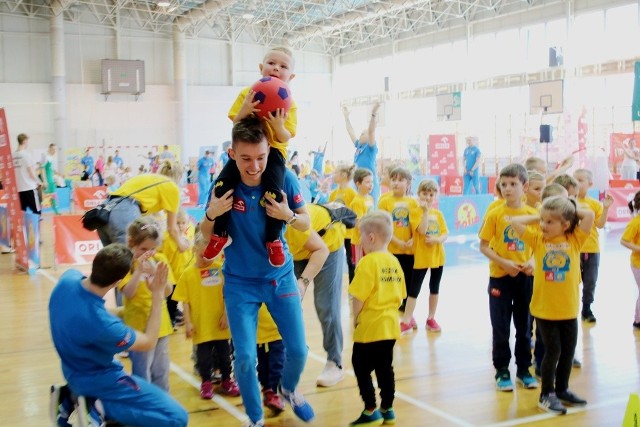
[242,12,254,20]
[157,1,171,7]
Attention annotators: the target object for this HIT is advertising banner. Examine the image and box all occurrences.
[0,206,10,248]
[0,108,28,270]
[606,187,639,222]
[74,186,108,210]
[428,135,457,176]
[439,194,494,236]
[53,215,102,265]
[181,183,199,207]
[24,211,40,270]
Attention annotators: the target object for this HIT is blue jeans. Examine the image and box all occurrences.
[69,373,187,427]
[463,170,480,195]
[129,336,170,392]
[224,275,307,423]
[294,248,344,366]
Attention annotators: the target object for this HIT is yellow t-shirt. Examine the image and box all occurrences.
[350,251,406,343]
[110,174,180,214]
[228,86,297,159]
[521,226,589,320]
[285,203,343,259]
[119,253,175,338]
[577,196,603,253]
[159,223,195,281]
[378,195,420,255]
[478,203,538,278]
[257,304,281,345]
[350,194,374,245]
[621,216,640,268]
[413,208,448,269]
[172,259,229,344]
[329,186,358,240]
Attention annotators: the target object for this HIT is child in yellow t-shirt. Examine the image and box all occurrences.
[377,167,420,312]
[205,46,298,267]
[525,171,545,209]
[256,304,285,414]
[350,168,375,267]
[511,196,594,414]
[349,210,406,426]
[119,216,175,392]
[573,168,614,322]
[478,163,538,392]
[159,208,195,328]
[401,179,448,334]
[620,190,640,329]
[171,232,240,399]
[330,163,358,282]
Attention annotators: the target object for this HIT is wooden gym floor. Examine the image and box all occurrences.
[1,215,639,427]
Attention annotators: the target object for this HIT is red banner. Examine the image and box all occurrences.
[440,175,463,196]
[609,179,639,189]
[74,186,107,210]
[53,215,102,264]
[0,108,28,270]
[606,187,640,222]
[428,135,457,176]
[180,183,198,207]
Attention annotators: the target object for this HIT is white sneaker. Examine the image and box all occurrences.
[316,361,344,387]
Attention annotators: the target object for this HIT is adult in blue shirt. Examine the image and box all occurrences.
[113,150,123,168]
[197,150,214,207]
[343,102,381,205]
[81,148,94,176]
[309,141,327,176]
[200,116,314,427]
[463,136,482,195]
[49,244,188,427]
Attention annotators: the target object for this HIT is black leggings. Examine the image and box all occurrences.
[352,340,396,410]
[213,150,285,242]
[394,254,414,309]
[536,318,578,395]
[196,339,232,382]
[408,267,444,298]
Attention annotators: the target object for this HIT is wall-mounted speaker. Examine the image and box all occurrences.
[540,124,552,143]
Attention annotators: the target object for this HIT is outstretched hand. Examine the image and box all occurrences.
[148,262,168,294]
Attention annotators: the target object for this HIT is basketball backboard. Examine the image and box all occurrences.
[436,92,462,121]
[529,80,563,115]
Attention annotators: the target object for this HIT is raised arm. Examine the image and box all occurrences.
[510,214,540,237]
[342,105,357,144]
[577,207,595,235]
[367,102,381,147]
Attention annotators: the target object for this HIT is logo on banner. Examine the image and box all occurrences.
[455,202,480,229]
[75,240,103,256]
[85,189,107,208]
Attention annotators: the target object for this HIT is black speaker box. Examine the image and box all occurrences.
[540,124,552,143]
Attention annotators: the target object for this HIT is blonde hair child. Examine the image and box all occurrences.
[401,179,448,333]
[377,167,419,312]
[349,210,406,425]
[171,232,240,399]
[526,171,545,209]
[330,163,358,281]
[350,167,375,267]
[511,196,594,414]
[119,216,175,391]
[159,208,195,328]
[620,190,640,329]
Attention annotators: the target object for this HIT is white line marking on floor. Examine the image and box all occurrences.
[170,362,248,423]
[308,350,475,427]
[482,396,628,427]
[37,268,58,285]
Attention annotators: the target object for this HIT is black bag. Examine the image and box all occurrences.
[81,200,116,231]
[317,202,357,236]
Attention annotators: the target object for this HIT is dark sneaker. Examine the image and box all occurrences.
[380,407,396,425]
[263,389,285,413]
[634,322,640,329]
[266,240,285,267]
[203,234,229,261]
[538,392,567,414]
[278,385,315,422]
[572,358,582,368]
[50,384,73,427]
[495,369,514,392]
[516,371,539,389]
[581,311,596,323]
[557,389,587,406]
[349,409,383,426]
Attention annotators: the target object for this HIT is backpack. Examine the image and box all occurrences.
[316,202,357,237]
